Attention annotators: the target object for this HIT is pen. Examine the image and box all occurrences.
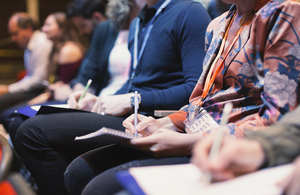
[134,91,139,136]
[76,79,92,109]
[202,102,233,184]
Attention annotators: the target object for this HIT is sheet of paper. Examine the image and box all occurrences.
[128,163,294,195]
[31,104,69,111]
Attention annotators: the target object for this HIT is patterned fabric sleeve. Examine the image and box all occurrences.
[245,105,300,167]
[232,0,300,137]
[169,0,300,137]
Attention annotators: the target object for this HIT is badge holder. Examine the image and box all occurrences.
[184,103,219,136]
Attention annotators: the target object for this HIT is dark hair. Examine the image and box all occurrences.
[47,12,86,79]
[11,12,38,31]
[66,0,108,19]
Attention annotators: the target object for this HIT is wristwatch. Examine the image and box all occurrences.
[130,93,141,107]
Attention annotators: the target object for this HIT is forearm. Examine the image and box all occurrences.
[8,76,46,93]
[156,117,178,132]
[174,133,203,156]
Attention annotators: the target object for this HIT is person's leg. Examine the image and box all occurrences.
[7,113,29,148]
[82,156,190,195]
[7,101,68,143]
[0,104,27,131]
[14,112,126,195]
[65,145,150,195]
[0,89,45,114]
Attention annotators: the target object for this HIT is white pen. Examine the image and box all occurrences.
[202,102,233,184]
[134,91,139,136]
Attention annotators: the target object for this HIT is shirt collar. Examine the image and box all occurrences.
[137,0,167,24]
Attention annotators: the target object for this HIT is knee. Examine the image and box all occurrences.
[7,114,26,145]
[64,156,95,195]
[14,117,44,152]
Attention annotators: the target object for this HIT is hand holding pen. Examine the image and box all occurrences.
[123,114,162,137]
[190,103,233,184]
[67,79,93,110]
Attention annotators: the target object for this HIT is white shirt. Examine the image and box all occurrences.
[99,30,131,97]
[8,30,53,93]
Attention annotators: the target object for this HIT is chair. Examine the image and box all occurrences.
[154,110,177,117]
[0,134,13,182]
[0,134,36,195]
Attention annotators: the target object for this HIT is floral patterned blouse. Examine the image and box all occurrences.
[168,0,300,138]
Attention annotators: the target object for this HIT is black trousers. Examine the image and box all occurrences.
[0,88,45,115]
[0,88,46,128]
[64,144,190,195]
[11,112,126,195]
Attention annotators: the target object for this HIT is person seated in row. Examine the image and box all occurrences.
[64,0,300,194]
[191,104,300,195]
[27,12,86,105]
[0,13,52,120]
[51,0,109,101]
[11,0,211,193]
[0,0,109,131]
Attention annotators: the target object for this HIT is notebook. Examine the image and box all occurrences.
[116,163,294,195]
[75,127,138,144]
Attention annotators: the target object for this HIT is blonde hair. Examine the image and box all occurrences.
[106,0,132,29]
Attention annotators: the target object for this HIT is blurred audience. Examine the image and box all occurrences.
[0,0,108,130]
[26,12,86,105]
[55,0,109,100]
[0,12,52,116]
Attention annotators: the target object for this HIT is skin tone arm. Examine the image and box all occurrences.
[123,114,202,157]
[28,43,83,105]
[68,91,98,111]
[68,90,134,116]
[190,134,265,181]
[0,85,9,97]
[191,133,300,195]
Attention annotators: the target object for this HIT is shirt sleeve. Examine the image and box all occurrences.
[169,1,300,136]
[139,2,211,112]
[245,105,300,167]
[73,22,115,95]
[230,1,300,137]
[8,34,52,93]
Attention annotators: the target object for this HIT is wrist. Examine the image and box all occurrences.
[157,117,178,131]
[130,92,141,107]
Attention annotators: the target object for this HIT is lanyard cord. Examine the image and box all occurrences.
[127,0,172,92]
[196,11,244,109]
[132,0,172,74]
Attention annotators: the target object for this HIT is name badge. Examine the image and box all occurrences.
[184,106,219,136]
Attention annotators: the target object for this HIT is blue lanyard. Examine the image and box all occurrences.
[132,0,172,77]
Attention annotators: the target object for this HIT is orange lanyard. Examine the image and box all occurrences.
[196,12,244,109]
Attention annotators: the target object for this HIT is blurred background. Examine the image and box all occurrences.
[0,0,72,85]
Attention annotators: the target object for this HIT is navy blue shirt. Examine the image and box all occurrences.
[117,0,211,113]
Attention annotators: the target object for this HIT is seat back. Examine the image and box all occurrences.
[0,134,36,195]
[0,134,13,182]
